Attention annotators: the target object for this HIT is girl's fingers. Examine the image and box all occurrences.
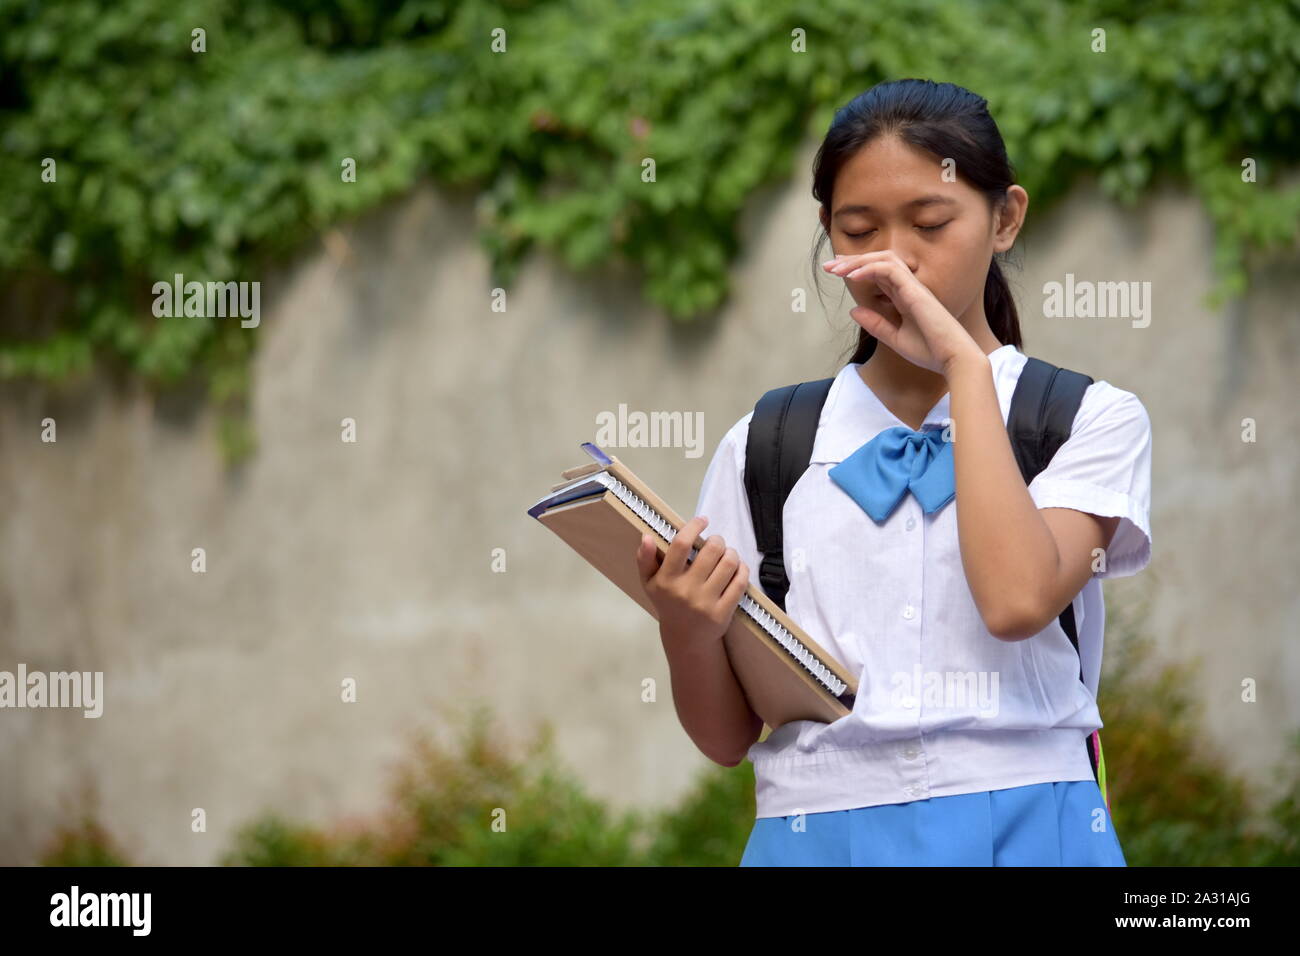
[829,253,935,326]
[822,253,870,274]
[823,250,897,272]
[704,546,739,596]
[857,263,932,316]
[663,515,707,577]
[844,262,905,306]
[635,533,660,584]
[852,305,900,347]
[719,559,750,611]
[824,258,867,276]
[847,259,901,286]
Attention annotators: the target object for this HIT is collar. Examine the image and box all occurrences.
[809,344,1022,465]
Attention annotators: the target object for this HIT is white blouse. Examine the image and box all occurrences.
[693,344,1153,818]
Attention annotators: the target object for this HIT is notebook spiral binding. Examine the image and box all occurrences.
[603,474,849,699]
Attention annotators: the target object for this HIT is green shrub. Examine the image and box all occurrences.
[1099,601,1300,866]
[221,703,650,866]
[40,814,131,867]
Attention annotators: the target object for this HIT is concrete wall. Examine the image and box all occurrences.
[2,140,1297,864]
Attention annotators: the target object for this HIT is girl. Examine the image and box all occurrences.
[634,79,1152,866]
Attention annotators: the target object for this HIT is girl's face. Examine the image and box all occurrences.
[819,134,1026,334]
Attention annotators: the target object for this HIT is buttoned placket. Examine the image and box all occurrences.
[896,496,929,801]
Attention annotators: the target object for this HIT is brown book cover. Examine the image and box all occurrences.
[527,442,858,730]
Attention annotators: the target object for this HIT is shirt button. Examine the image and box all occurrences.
[899,748,919,760]
[905,516,916,531]
[902,604,915,620]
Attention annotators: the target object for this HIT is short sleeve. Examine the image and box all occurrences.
[1027,383,1152,579]
[692,411,764,591]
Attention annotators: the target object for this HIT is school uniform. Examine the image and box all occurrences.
[693,343,1153,866]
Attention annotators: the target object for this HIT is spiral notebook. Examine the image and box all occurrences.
[526,442,858,729]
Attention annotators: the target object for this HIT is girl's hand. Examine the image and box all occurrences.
[823,250,977,376]
[635,515,750,644]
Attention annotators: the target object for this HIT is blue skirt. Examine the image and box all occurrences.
[739,779,1126,866]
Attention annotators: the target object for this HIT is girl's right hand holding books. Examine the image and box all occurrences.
[635,515,750,644]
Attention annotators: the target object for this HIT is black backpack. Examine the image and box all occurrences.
[743,356,1109,797]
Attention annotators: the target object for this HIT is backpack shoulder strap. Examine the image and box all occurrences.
[743,377,835,612]
[1006,356,1094,489]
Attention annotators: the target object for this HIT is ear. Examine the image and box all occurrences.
[992,186,1028,254]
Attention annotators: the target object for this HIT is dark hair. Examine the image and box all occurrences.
[811,78,1024,365]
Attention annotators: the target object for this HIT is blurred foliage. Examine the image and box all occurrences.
[38,615,1300,865]
[219,704,653,866]
[1100,600,1300,866]
[40,814,132,866]
[1,0,1298,459]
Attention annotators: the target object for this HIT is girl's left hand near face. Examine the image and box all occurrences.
[823,250,977,376]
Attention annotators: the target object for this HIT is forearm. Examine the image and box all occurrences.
[946,350,1060,639]
[658,623,764,766]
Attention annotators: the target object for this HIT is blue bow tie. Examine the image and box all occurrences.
[828,425,955,523]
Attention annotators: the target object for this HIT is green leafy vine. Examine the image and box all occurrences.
[1,0,1297,460]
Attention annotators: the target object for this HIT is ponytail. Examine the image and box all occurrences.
[983,255,1023,349]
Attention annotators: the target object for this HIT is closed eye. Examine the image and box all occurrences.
[843,222,950,239]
